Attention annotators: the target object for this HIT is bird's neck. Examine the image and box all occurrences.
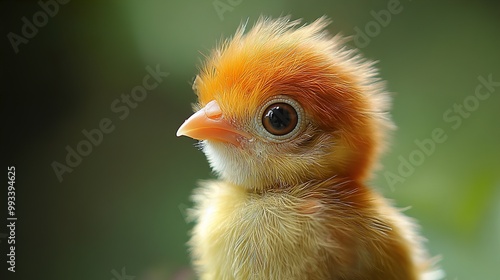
[241,175,357,197]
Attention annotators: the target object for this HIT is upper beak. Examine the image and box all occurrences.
[176,100,248,146]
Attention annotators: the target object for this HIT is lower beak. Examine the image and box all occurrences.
[176,100,248,146]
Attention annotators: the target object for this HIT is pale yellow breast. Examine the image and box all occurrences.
[188,180,335,280]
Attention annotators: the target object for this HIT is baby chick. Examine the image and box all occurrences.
[177,16,442,280]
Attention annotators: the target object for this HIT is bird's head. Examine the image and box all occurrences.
[177,17,393,192]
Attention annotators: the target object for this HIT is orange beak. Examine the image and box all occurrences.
[176,100,248,146]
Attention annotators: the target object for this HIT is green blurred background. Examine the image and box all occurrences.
[1,0,499,279]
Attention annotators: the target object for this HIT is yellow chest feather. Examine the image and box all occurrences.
[189,181,335,280]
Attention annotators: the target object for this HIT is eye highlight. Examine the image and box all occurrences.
[257,96,304,141]
[262,103,298,135]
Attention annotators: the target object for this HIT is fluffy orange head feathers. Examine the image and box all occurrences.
[178,16,393,191]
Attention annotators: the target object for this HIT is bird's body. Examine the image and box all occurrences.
[178,17,441,280]
[190,179,431,280]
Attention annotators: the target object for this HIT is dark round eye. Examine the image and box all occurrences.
[262,103,298,136]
